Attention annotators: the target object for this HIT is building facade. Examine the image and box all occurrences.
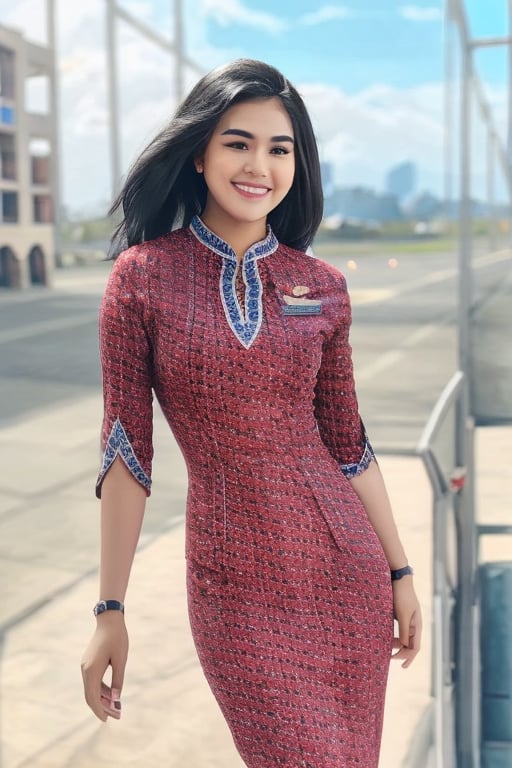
[0,23,56,289]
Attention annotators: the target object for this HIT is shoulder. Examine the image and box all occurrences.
[276,243,348,293]
[111,227,192,282]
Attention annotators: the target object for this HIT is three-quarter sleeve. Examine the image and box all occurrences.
[314,275,375,479]
[95,249,154,498]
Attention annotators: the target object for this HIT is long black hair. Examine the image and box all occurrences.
[110,59,323,256]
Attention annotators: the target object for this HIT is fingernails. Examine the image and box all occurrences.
[100,692,122,719]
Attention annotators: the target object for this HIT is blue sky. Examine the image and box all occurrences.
[191,0,445,92]
[0,0,509,210]
[134,0,508,90]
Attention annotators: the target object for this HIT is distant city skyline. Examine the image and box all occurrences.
[0,0,509,213]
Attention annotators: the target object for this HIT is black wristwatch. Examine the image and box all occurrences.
[390,565,414,581]
[93,599,125,616]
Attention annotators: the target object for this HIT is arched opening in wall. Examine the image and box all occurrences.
[29,245,47,286]
[0,246,21,288]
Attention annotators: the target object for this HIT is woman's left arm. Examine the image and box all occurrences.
[349,461,422,668]
[314,270,422,668]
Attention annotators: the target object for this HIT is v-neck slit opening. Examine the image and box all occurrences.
[190,215,278,349]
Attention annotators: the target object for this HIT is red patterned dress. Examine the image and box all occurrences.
[96,216,393,767]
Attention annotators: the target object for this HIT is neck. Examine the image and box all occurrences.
[200,210,267,262]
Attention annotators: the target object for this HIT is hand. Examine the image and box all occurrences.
[391,577,422,668]
[81,611,129,721]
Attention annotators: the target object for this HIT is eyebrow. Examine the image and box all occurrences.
[220,128,294,144]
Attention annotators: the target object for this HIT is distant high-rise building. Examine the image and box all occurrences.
[326,186,403,223]
[0,23,57,289]
[386,161,416,202]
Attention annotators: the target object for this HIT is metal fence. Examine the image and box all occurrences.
[446,0,512,423]
[408,371,477,768]
[413,3,512,765]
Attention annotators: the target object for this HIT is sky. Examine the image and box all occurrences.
[0,0,510,214]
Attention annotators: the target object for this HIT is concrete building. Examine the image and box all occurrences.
[0,23,56,289]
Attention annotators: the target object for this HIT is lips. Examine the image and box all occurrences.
[233,182,270,197]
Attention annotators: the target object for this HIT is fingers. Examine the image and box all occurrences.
[101,661,125,719]
[392,612,422,668]
[399,613,415,647]
[111,659,125,695]
[392,645,416,668]
[82,661,124,721]
[101,681,122,720]
[81,661,108,722]
[392,635,420,667]
[104,642,128,718]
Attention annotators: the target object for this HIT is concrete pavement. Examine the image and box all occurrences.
[1,368,511,766]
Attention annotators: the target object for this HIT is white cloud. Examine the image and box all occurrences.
[0,0,47,43]
[300,81,445,194]
[399,5,443,22]
[300,5,354,27]
[200,0,286,34]
[5,0,502,210]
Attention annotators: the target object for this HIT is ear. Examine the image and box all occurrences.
[194,157,204,173]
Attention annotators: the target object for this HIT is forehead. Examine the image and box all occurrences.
[215,97,294,136]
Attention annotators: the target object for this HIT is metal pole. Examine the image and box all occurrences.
[444,1,454,217]
[106,0,121,200]
[458,22,472,382]
[487,131,496,252]
[173,0,184,103]
[47,0,61,271]
[509,0,512,240]
[454,4,478,763]
[508,1,512,162]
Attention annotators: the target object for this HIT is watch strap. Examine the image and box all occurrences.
[93,599,125,616]
[390,565,414,581]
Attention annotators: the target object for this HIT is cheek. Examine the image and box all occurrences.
[279,162,295,194]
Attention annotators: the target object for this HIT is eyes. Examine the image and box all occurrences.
[224,141,292,156]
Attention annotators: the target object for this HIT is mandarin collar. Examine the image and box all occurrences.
[189,215,278,263]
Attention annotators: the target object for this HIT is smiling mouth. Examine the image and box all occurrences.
[233,183,270,197]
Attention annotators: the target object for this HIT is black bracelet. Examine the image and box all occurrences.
[93,599,125,616]
[391,565,414,581]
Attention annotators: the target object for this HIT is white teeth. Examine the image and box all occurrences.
[235,184,268,195]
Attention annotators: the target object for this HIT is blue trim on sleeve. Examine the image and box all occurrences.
[339,437,376,479]
[96,417,151,495]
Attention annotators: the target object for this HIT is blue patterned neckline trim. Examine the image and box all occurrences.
[189,215,278,263]
[189,215,277,349]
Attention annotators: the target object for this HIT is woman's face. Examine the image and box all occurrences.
[195,97,295,238]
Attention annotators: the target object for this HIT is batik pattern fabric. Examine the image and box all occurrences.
[96,216,393,767]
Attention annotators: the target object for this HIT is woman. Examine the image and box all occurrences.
[81,58,421,767]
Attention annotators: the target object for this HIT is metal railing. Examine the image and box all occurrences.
[406,371,478,768]
[446,0,512,423]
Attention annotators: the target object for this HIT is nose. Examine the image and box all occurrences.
[243,151,268,177]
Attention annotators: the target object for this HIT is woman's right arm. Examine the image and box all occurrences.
[81,458,146,721]
[82,249,154,721]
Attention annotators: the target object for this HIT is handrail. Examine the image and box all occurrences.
[416,372,465,455]
[409,370,467,768]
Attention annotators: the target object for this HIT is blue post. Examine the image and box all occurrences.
[480,561,512,766]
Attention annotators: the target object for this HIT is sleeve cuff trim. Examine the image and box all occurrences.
[96,417,151,497]
[339,437,376,479]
